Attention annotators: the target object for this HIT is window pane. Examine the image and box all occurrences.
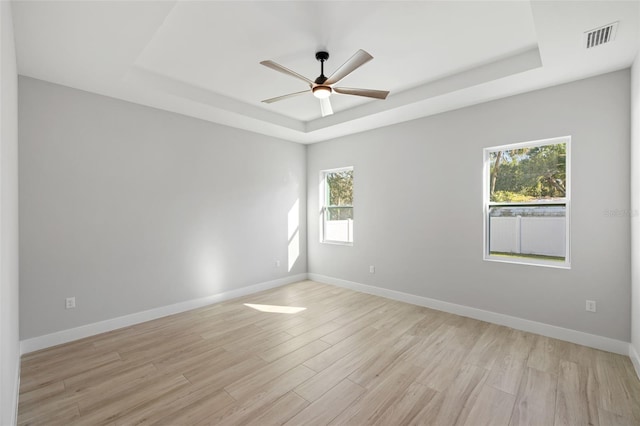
[489,143,566,203]
[326,170,353,206]
[489,205,565,261]
[326,206,353,221]
[322,168,354,244]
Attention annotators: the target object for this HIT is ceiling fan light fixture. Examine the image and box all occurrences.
[312,85,332,99]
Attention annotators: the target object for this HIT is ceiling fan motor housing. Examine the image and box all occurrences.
[315,51,329,62]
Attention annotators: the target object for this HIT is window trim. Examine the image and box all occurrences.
[483,136,571,269]
[320,166,354,246]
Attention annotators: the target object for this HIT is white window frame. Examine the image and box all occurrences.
[320,166,354,245]
[483,136,571,269]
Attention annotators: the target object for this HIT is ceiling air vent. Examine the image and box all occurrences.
[584,22,618,49]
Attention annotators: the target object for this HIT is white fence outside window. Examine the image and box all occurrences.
[489,216,565,257]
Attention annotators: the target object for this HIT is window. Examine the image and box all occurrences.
[484,137,570,268]
[321,167,353,244]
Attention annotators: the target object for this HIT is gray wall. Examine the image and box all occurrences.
[632,55,640,361]
[308,70,631,341]
[1,1,20,424]
[19,77,307,339]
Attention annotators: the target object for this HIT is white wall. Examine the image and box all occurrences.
[18,77,307,340]
[308,70,631,342]
[631,53,640,374]
[0,1,20,424]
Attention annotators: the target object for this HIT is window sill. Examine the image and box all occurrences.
[484,255,571,269]
[321,240,353,247]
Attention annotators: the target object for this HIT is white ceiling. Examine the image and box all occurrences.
[11,1,640,144]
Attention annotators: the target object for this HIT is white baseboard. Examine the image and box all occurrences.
[19,272,634,361]
[20,273,307,354]
[630,343,640,380]
[308,273,630,356]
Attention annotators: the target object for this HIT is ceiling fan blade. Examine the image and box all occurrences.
[320,97,333,117]
[324,49,373,85]
[260,60,314,86]
[262,90,309,104]
[334,87,389,99]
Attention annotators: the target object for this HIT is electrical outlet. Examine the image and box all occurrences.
[275,260,280,267]
[369,265,375,274]
[586,300,596,312]
[65,297,76,309]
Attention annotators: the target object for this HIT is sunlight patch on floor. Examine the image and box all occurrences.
[243,303,306,314]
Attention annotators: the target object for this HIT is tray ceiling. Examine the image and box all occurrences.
[11,1,640,143]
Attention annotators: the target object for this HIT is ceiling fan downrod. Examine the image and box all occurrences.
[314,51,329,85]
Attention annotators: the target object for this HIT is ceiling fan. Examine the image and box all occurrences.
[260,49,389,117]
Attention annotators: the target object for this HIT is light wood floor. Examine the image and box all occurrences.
[18,280,640,425]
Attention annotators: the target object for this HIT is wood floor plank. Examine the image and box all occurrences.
[225,340,329,401]
[20,351,121,393]
[258,321,342,363]
[554,360,599,426]
[319,313,377,345]
[17,281,640,425]
[284,379,366,426]
[446,317,490,355]
[509,367,556,426]
[526,334,570,375]
[348,333,418,388]
[486,354,527,396]
[71,374,191,425]
[418,363,488,426]
[199,312,269,340]
[284,307,355,337]
[254,314,307,333]
[404,309,449,337]
[461,384,516,426]
[18,380,65,410]
[18,402,81,426]
[76,372,189,416]
[183,354,267,391]
[200,323,267,348]
[485,330,531,395]
[598,408,638,426]
[295,329,410,402]
[118,333,205,363]
[151,343,227,373]
[327,297,389,327]
[465,324,510,368]
[402,323,457,365]
[19,362,157,424]
[206,365,316,426]
[594,352,640,422]
[406,391,447,426]
[411,326,470,393]
[21,339,97,368]
[222,330,294,355]
[306,326,379,372]
[69,362,159,403]
[372,381,439,426]
[117,387,235,426]
[243,391,309,426]
[417,349,470,394]
[329,365,424,425]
